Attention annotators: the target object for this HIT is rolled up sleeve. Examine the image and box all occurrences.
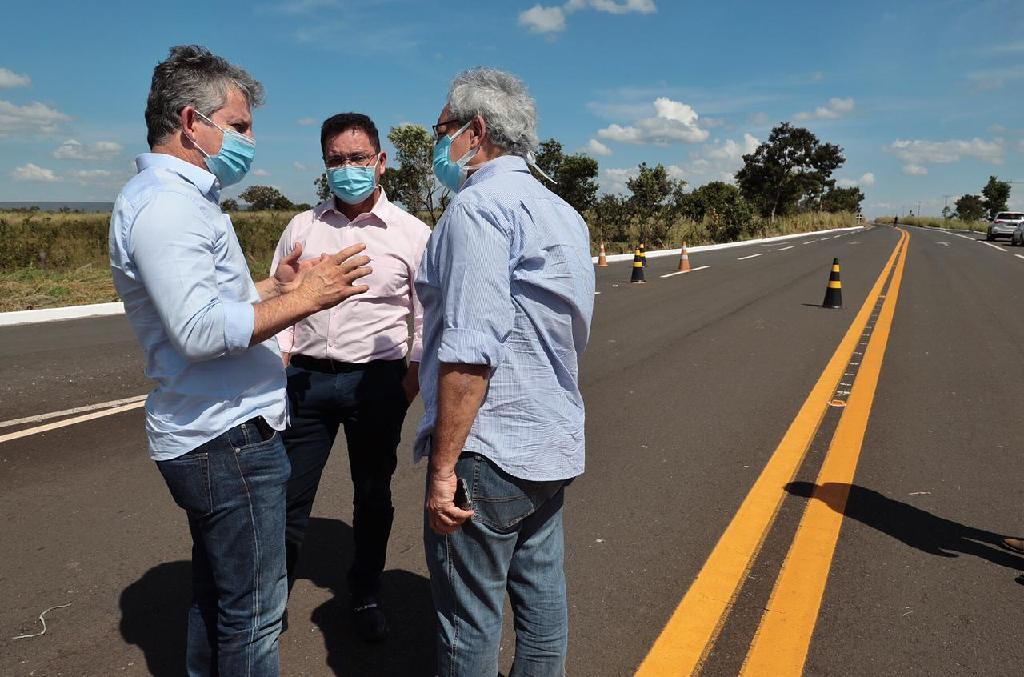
[435,203,514,367]
[130,192,253,362]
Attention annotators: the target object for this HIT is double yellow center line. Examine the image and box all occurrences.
[638,228,910,676]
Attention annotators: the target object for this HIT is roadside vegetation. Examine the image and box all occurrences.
[3,121,865,311]
[872,215,984,232]
[875,176,1013,233]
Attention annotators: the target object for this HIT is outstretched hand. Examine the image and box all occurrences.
[273,242,327,296]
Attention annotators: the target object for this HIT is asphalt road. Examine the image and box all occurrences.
[2,224,1023,676]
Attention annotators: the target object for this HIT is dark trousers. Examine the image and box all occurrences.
[282,359,409,600]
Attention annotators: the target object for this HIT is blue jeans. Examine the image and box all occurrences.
[157,418,290,677]
[425,453,570,677]
[282,360,408,600]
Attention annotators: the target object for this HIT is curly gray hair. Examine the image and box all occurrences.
[145,45,265,148]
[446,67,538,158]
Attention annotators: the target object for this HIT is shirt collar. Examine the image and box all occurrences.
[463,154,529,189]
[314,187,392,226]
[136,153,220,202]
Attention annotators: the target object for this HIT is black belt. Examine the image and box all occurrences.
[290,354,403,374]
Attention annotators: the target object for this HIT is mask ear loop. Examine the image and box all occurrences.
[185,108,212,158]
[525,150,556,185]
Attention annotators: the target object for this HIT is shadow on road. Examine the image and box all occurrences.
[118,518,435,676]
[300,517,435,676]
[118,560,190,676]
[786,482,1024,570]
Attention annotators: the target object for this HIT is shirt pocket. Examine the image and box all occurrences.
[356,254,408,301]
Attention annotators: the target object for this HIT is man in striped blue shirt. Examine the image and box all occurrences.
[415,67,595,677]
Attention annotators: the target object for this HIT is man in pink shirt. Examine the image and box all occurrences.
[270,113,430,642]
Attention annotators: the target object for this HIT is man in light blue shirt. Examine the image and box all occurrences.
[417,67,595,677]
[109,45,370,676]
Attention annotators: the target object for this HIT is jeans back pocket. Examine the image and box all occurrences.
[465,455,538,534]
[157,453,213,517]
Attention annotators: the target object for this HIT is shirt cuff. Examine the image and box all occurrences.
[276,327,295,353]
[409,339,423,363]
[437,328,505,367]
[222,301,255,354]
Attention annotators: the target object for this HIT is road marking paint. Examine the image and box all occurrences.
[802,241,814,245]
[661,265,709,278]
[777,246,795,251]
[636,230,908,677]
[737,254,762,260]
[1016,254,1024,261]
[595,291,602,295]
[937,242,950,247]
[0,401,146,445]
[832,234,842,239]
[0,394,147,429]
[740,229,908,677]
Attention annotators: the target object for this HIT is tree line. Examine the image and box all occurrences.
[231,121,864,248]
[948,177,1012,221]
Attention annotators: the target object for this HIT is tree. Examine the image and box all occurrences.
[533,139,600,215]
[941,205,953,219]
[954,194,986,221]
[981,175,1011,218]
[675,181,753,242]
[220,198,239,211]
[735,122,845,221]
[627,163,683,221]
[591,193,629,243]
[239,185,292,211]
[381,124,448,226]
[314,174,331,202]
[821,186,864,214]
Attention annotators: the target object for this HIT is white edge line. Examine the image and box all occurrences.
[0,394,148,429]
[0,401,146,445]
[589,225,864,265]
[660,265,710,278]
[0,301,125,327]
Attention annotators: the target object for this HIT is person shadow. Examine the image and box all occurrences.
[299,516,436,676]
[785,481,1024,571]
[118,517,435,676]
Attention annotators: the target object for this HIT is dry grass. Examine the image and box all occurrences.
[0,263,118,312]
[873,215,984,232]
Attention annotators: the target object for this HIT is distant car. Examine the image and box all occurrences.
[1012,222,1024,246]
[986,211,1024,241]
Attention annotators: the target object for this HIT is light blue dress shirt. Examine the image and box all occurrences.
[414,155,595,481]
[109,153,287,461]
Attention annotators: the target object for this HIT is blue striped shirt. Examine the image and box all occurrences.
[413,155,595,480]
[109,153,287,461]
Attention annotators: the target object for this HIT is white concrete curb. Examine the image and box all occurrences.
[592,225,865,264]
[0,301,125,327]
[0,224,866,327]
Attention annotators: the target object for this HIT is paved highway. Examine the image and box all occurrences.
[2,224,1023,675]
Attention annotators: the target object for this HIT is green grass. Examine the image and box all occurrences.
[873,215,984,232]
[0,208,862,311]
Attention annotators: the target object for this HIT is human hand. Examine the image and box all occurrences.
[426,470,474,535]
[298,243,372,311]
[273,242,326,297]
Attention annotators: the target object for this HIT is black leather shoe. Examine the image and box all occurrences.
[352,597,389,642]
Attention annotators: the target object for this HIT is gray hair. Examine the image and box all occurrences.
[144,45,265,148]
[446,67,538,158]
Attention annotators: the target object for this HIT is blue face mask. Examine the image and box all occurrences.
[193,111,256,188]
[433,121,478,192]
[326,156,379,204]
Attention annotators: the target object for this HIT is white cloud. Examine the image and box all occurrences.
[293,161,308,171]
[582,138,613,156]
[677,133,759,185]
[886,138,1004,175]
[0,67,31,89]
[520,0,654,34]
[748,111,771,127]
[967,66,1024,91]
[0,99,70,137]
[794,97,855,122]
[297,117,318,126]
[519,5,567,33]
[252,168,271,177]
[53,139,123,160]
[836,172,875,188]
[600,167,636,194]
[597,97,709,145]
[12,163,58,182]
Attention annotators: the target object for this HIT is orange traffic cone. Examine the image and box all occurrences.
[677,242,691,273]
[597,242,608,267]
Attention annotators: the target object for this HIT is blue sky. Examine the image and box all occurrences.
[1,0,1022,216]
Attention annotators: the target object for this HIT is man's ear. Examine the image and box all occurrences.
[471,115,486,146]
[179,105,199,145]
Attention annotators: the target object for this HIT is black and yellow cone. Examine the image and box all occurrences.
[822,258,843,309]
[640,243,647,268]
[630,247,646,283]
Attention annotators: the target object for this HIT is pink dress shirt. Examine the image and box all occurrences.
[270,190,431,363]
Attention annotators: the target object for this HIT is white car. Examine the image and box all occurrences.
[986,211,1024,241]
